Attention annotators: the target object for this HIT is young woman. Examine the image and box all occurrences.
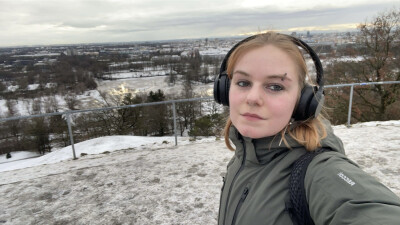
[214,32,400,225]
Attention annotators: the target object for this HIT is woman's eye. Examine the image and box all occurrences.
[266,84,284,91]
[236,81,250,87]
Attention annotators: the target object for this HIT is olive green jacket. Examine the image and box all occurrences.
[218,124,400,225]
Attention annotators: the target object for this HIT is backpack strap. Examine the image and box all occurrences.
[286,148,328,225]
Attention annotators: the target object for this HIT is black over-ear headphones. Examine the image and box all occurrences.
[213,33,325,121]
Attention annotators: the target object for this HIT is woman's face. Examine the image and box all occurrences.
[229,44,300,139]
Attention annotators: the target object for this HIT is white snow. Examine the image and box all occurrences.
[0,96,70,117]
[335,56,364,62]
[199,48,230,56]
[323,56,365,65]
[0,136,206,173]
[0,120,399,224]
[45,83,57,88]
[0,151,40,164]
[6,85,18,92]
[0,100,8,117]
[96,76,214,98]
[27,84,40,91]
[103,70,173,79]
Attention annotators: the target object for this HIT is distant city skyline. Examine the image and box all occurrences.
[0,0,398,47]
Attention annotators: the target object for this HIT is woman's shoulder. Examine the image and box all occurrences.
[304,150,400,224]
[305,150,364,195]
[304,150,393,197]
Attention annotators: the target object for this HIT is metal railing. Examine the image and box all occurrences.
[1,80,399,159]
[325,80,400,126]
[1,97,213,159]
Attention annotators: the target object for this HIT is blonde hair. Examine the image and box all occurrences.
[223,32,327,151]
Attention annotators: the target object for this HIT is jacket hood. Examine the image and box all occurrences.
[229,120,345,164]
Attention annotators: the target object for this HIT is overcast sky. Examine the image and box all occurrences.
[0,0,398,47]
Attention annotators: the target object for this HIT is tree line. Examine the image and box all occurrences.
[324,9,400,124]
[0,87,226,155]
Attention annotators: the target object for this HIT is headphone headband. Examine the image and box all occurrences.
[219,35,259,75]
[288,36,324,88]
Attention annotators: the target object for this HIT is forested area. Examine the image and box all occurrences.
[324,9,400,124]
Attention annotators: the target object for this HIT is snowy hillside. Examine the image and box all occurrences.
[0,121,399,224]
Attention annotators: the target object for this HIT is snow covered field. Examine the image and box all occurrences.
[96,76,214,99]
[0,76,214,117]
[0,120,399,225]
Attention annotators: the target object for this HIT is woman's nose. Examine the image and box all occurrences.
[246,86,263,106]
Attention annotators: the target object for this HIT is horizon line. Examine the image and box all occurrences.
[0,29,360,49]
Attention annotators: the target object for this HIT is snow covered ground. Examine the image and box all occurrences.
[0,76,214,117]
[96,76,213,99]
[0,120,399,224]
[0,151,40,164]
[102,70,176,79]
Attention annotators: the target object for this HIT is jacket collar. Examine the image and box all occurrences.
[228,121,345,165]
[229,126,300,165]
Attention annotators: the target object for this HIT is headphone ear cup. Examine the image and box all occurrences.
[293,85,321,121]
[220,73,230,106]
[213,75,221,104]
[213,73,231,106]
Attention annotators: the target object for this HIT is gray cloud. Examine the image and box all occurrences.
[0,0,399,46]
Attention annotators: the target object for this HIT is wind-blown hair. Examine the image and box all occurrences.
[223,32,327,151]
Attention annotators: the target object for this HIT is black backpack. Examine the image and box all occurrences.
[286,148,328,225]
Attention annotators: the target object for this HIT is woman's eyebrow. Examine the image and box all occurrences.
[233,70,291,81]
[232,70,251,77]
[271,73,288,81]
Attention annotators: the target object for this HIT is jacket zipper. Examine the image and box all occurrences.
[223,138,246,225]
[231,187,249,225]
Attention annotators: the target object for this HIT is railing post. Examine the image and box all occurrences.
[347,84,354,127]
[66,113,77,159]
[172,102,178,146]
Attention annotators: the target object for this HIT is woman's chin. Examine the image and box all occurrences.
[239,128,265,139]
[237,126,279,139]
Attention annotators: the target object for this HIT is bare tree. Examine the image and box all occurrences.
[65,93,80,110]
[85,86,146,136]
[45,96,60,113]
[25,117,51,155]
[144,89,170,136]
[0,81,6,92]
[175,84,202,136]
[325,8,400,122]
[2,100,22,153]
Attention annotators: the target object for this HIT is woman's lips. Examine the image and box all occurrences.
[242,113,264,121]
